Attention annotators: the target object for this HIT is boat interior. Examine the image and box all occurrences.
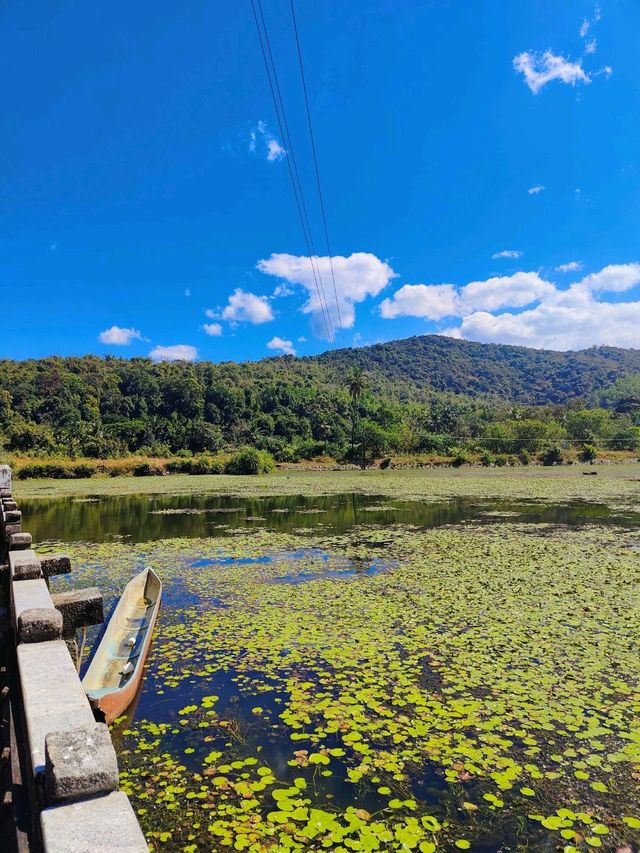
[83,569,161,695]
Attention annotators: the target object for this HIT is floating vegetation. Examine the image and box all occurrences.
[360,504,408,512]
[48,498,640,853]
[149,508,207,516]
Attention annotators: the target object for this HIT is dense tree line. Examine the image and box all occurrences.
[316,335,640,405]
[0,336,639,463]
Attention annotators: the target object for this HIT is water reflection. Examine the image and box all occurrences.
[19,492,639,544]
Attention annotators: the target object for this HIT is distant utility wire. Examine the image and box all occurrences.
[430,436,638,445]
[289,0,345,346]
[250,0,335,343]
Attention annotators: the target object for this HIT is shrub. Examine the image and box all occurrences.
[379,457,392,470]
[294,439,326,461]
[166,456,226,475]
[480,452,494,467]
[578,444,598,463]
[224,448,274,475]
[276,444,300,463]
[73,463,97,479]
[191,456,220,475]
[17,463,75,479]
[132,462,165,477]
[611,427,640,451]
[451,452,468,468]
[416,433,456,454]
[494,454,508,467]
[518,449,530,466]
[539,445,564,466]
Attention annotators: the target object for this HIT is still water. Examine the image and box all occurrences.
[19,491,640,544]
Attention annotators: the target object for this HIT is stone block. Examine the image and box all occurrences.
[17,641,94,776]
[9,532,32,550]
[40,553,72,578]
[3,500,18,511]
[63,633,80,668]
[0,465,10,492]
[9,550,42,580]
[40,791,149,852]
[45,723,119,804]
[4,522,21,537]
[12,576,53,614]
[52,588,103,632]
[4,510,21,523]
[18,608,63,643]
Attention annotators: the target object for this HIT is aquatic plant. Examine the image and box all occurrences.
[49,505,640,852]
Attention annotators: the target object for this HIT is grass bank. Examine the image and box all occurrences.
[13,462,640,510]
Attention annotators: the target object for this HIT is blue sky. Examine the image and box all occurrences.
[2,0,639,362]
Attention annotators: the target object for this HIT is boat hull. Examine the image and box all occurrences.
[83,568,161,725]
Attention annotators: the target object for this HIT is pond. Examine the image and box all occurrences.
[34,489,640,853]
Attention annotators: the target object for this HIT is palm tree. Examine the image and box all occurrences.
[344,366,367,461]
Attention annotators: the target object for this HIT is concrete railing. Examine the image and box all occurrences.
[0,465,148,852]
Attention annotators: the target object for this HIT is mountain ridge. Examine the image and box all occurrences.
[308,334,640,404]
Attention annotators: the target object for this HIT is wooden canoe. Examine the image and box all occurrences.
[82,567,162,724]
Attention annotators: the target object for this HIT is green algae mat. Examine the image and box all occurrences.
[40,483,640,853]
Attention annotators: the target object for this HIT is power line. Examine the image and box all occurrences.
[251,0,333,341]
[289,0,345,345]
[249,0,334,342]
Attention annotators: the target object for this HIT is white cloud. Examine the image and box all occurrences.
[258,252,397,337]
[380,272,555,321]
[149,344,198,362]
[449,290,640,351]
[581,6,601,40]
[49,240,58,252]
[555,261,583,273]
[221,288,275,324]
[585,38,597,55]
[203,323,222,336]
[459,272,555,313]
[513,51,590,94]
[297,336,307,343]
[492,249,522,259]
[205,308,218,319]
[430,262,640,351]
[528,184,545,195]
[185,288,191,297]
[250,121,286,162]
[272,282,295,298]
[267,138,286,162]
[379,284,458,321]
[267,336,296,356]
[99,326,143,345]
[578,262,640,292]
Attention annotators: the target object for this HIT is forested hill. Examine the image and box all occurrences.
[0,335,639,461]
[312,335,640,405]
